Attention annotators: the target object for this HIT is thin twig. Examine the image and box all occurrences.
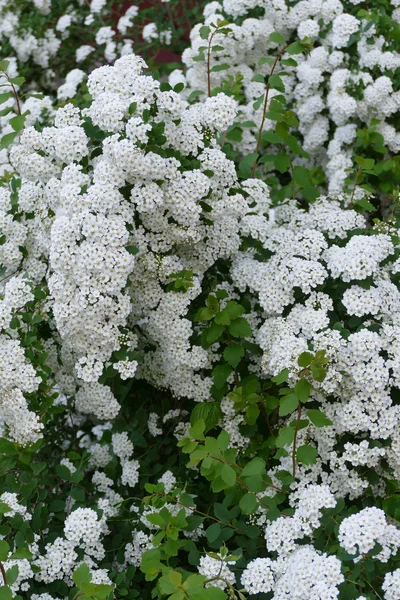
[251,44,291,177]
[292,401,302,478]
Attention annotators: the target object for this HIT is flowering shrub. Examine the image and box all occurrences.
[178,0,400,201]
[0,2,400,600]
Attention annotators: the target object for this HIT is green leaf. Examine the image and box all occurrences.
[125,245,139,255]
[307,409,333,427]
[5,566,18,586]
[245,403,260,425]
[275,152,290,173]
[200,25,211,40]
[298,352,313,368]
[281,58,298,66]
[0,586,12,600]
[259,56,274,66]
[251,74,265,84]
[9,547,32,560]
[296,445,318,465]
[72,563,92,587]
[217,430,230,451]
[191,402,222,432]
[276,426,295,448]
[195,307,214,321]
[355,198,375,212]
[269,74,285,92]
[293,165,311,187]
[206,523,221,543]
[205,322,224,344]
[242,457,266,477]
[191,588,227,600]
[9,115,25,132]
[279,394,298,416]
[0,92,12,104]
[188,90,205,102]
[228,317,252,338]
[0,540,9,561]
[271,368,289,384]
[159,570,182,595]
[9,76,25,86]
[269,32,286,44]
[262,130,282,143]
[221,464,236,487]
[0,132,18,149]
[211,63,230,72]
[295,378,311,402]
[212,363,232,389]
[223,344,244,368]
[311,364,326,382]
[0,503,11,514]
[214,301,245,325]
[239,492,258,514]
[286,41,305,55]
[90,584,114,599]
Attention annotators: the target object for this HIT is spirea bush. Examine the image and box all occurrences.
[0,2,400,600]
[177,0,400,202]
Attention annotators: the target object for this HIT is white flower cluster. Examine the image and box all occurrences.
[231,195,400,499]
[180,0,400,192]
[241,485,343,599]
[339,507,400,562]
[0,0,137,79]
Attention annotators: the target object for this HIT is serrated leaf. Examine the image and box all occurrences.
[125,245,139,255]
[298,352,313,367]
[239,493,258,514]
[9,114,25,132]
[242,457,266,477]
[269,32,286,44]
[0,540,9,561]
[194,307,214,322]
[0,92,12,104]
[0,132,18,149]
[214,301,245,325]
[269,74,285,92]
[0,586,12,600]
[274,151,290,173]
[228,317,252,338]
[307,409,333,428]
[10,547,32,560]
[72,563,92,587]
[279,394,298,416]
[205,322,224,344]
[5,565,18,586]
[223,344,244,368]
[221,464,236,487]
[355,198,375,212]
[295,378,311,402]
[159,570,182,594]
[200,25,211,40]
[212,363,232,389]
[272,368,289,384]
[211,63,230,72]
[286,41,305,55]
[206,522,221,543]
[276,426,295,448]
[296,445,318,465]
[191,587,227,600]
[191,402,222,432]
[311,364,326,382]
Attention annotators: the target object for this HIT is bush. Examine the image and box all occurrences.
[0,2,399,600]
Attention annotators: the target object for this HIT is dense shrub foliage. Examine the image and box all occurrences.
[0,2,399,600]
